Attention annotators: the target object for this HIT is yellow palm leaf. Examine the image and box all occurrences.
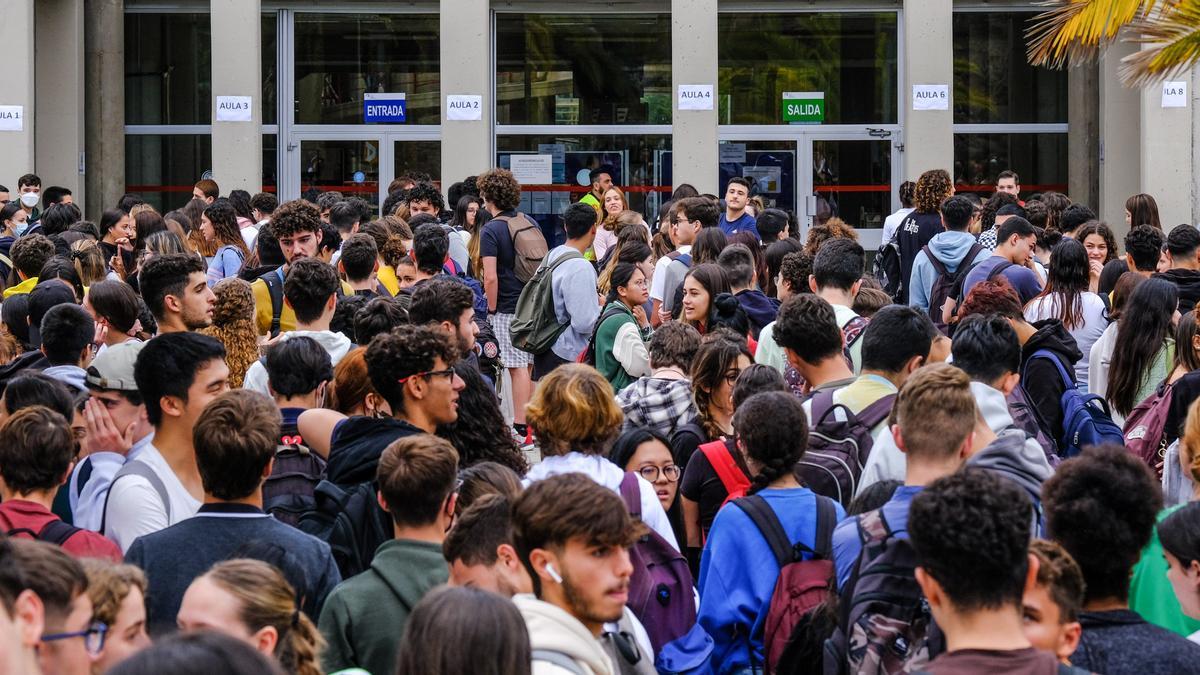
[1120,0,1200,86]
[1027,0,1159,68]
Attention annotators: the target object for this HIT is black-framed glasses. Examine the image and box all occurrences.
[43,621,107,656]
[637,465,681,483]
[722,369,742,384]
[397,368,457,385]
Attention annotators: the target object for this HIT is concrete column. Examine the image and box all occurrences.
[901,0,953,177]
[1140,65,1197,228]
[1098,39,1141,228]
[211,0,262,195]
[0,1,35,188]
[439,0,490,191]
[1067,63,1100,212]
[671,0,718,194]
[35,0,86,212]
[85,0,125,220]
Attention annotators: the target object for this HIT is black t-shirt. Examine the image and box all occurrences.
[479,210,532,314]
[679,439,748,538]
[99,241,135,274]
[897,211,944,304]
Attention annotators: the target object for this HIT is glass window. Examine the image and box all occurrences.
[126,134,212,213]
[126,14,212,125]
[300,140,380,202]
[497,135,671,247]
[953,13,1068,124]
[263,135,277,193]
[294,14,440,125]
[718,13,898,125]
[953,133,1068,194]
[811,139,892,230]
[394,141,443,191]
[496,14,672,125]
[717,141,799,212]
[263,14,277,125]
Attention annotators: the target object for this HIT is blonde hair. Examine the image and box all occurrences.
[526,364,624,456]
[70,240,108,287]
[204,559,324,675]
[129,203,158,218]
[895,363,977,460]
[81,560,147,630]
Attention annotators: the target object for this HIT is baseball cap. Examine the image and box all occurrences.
[27,281,78,348]
[85,340,146,392]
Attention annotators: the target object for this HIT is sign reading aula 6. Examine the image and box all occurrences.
[364,93,407,123]
[782,92,824,124]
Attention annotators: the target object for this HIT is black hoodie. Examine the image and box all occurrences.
[1153,268,1200,314]
[1020,319,1083,452]
[326,417,424,487]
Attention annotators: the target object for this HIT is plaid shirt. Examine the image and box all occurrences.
[616,376,697,439]
[978,226,998,250]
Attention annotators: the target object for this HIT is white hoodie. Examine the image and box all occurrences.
[516,594,615,675]
[241,330,352,396]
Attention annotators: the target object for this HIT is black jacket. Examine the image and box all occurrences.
[895,211,943,304]
[1020,319,1083,451]
[325,417,423,487]
[0,349,49,396]
[1154,268,1200,314]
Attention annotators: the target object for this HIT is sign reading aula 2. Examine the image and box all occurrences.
[364,93,407,123]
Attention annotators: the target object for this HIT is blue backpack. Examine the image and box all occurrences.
[1024,349,1123,458]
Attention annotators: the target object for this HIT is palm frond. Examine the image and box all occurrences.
[1120,0,1200,86]
[1027,0,1158,69]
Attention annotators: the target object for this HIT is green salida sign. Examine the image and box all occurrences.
[782,91,825,124]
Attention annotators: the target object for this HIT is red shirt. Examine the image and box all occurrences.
[0,500,122,562]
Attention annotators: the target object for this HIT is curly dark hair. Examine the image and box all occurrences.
[773,294,843,365]
[803,217,859,258]
[909,468,1033,611]
[330,294,368,343]
[690,334,753,440]
[365,323,459,413]
[406,182,445,212]
[1042,444,1163,603]
[11,233,55,279]
[477,169,522,212]
[138,253,206,319]
[1074,221,1118,265]
[438,364,527,475]
[354,297,409,347]
[778,251,813,296]
[978,191,1017,234]
[913,169,953,213]
[283,257,340,324]
[269,199,322,239]
[733,391,809,494]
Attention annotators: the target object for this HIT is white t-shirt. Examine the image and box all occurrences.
[1023,292,1108,387]
[240,226,259,251]
[103,443,202,552]
[882,207,915,243]
[650,245,691,303]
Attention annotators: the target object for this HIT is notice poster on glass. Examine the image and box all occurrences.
[510,155,554,185]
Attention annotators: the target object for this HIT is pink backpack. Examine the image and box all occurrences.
[1123,380,1174,479]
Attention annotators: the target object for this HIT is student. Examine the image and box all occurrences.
[717,244,778,339]
[176,559,322,675]
[1023,539,1086,664]
[773,293,856,395]
[832,363,976,588]
[338,233,386,298]
[11,540,99,675]
[756,250,812,375]
[200,200,250,287]
[1124,225,1165,278]
[594,262,652,391]
[907,469,1062,674]
[1043,445,1200,673]
[71,342,155,532]
[36,303,95,393]
[578,166,613,214]
[654,197,718,325]
[396,588,533,675]
[0,542,42,675]
[695,391,844,671]
[512,473,644,675]
[670,333,753,470]
[125,390,340,635]
[81,560,152,673]
[524,364,679,550]
[718,177,760,239]
[960,215,1043,304]
[679,263,733,335]
[896,169,954,304]
[529,202,599,378]
[809,238,868,372]
[191,179,219,205]
[1154,223,1200,314]
[103,333,230,551]
[908,195,991,316]
[881,180,915,244]
[0,407,122,561]
[3,233,54,299]
[1024,238,1107,387]
[1076,221,1119,292]
[319,434,457,675]
[263,336,333,445]
[250,200,326,337]
[138,253,215,333]
[242,258,351,395]
[1155,502,1200,642]
[1090,277,1177,425]
[616,321,701,438]
[442,494,533,597]
[84,279,143,351]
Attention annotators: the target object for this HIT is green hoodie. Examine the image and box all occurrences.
[318,539,448,675]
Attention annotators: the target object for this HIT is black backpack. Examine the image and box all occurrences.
[799,392,896,505]
[579,303,631,367]
[923,243,985,335]
[296,480,392,579]
[262,442,328,528]
[6,520,81,546]
[872,235,903,303]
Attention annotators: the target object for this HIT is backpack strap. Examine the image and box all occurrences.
[1026,348,1076,387]
[922,245,948,276]
[811,495,838,559]
[262,268,285,337]
[987,260,1014,281]
[100,459,172,534]
[543,248,583,273]
[699,440,748,496]
[956,243,985,277]
[732,495,793,568]
[618,471,642,519]
[809,389,838,426]
[531,650,588,675]
[36,520,82,546]
[854,393,897,431]
[842,315,870,350]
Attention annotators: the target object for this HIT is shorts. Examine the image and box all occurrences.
[490,312,534,368]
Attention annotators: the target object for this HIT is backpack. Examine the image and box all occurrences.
[800,392,896,505]
[1007,386,1060,465]
[1124,380,1174,478]
[872,235,903,303]
[101,460,172,535]
[841,315,870,370]
[296,480,392,579]
[923,242,984,335]
[699,439,750,507]
[509,250,584,355]
[261,268,286,338]
[823,508,944,675]
[734,493,838,674]
[496,213,548,283]
[1023,349,1124,458]
[440,262,489,321]
[6,520,81,546]
[617,472,697,653]
[578,303,631,366]
[262,440,328,527]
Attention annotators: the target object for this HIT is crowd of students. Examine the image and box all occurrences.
[2,166,1200,675]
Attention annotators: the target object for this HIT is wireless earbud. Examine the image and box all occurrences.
[545,563,563,584]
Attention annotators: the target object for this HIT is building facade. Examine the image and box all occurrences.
[3,0,1197,246]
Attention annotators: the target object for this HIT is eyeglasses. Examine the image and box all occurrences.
[673,218,692,226]
[397,368,458,385]
[722,369,742,384]
[637,465,681,483]
[43,621,107,656]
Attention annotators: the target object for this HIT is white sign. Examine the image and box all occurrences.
[1163,81,1188,108]
[510,154,553,185]
[446,95,483,121]
[0,105,23,131]
[215,96,252,122]
[678,84,714,111]
[912,84,949,111]
[720,143,747,164]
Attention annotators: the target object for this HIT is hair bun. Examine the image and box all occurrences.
[713,292,739,314]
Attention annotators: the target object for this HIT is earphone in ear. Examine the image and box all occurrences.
[545,563,563,584]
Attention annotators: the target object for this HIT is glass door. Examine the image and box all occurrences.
[717,140,799,213]
[296,137,381,205]
[799,135,898,250]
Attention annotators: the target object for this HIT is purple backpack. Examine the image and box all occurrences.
[618,472,696,652]
[799,392,896,505]
[1124,380,1174,479]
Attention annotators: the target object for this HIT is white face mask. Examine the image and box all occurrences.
[11,221,27,236]
[19,192,38,208]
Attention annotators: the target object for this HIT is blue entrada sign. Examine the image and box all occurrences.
[364,93,407,123]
